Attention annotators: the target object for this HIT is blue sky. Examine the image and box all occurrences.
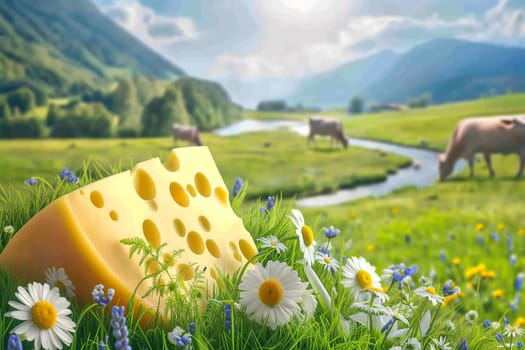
[91,0,525,106]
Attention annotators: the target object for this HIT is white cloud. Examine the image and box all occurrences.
[483,0,525,39]
[95,0,198,47]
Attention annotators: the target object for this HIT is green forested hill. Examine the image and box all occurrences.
[0,0,185,96]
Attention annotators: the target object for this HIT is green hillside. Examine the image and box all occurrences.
[0,0,185,96]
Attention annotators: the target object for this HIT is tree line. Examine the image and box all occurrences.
[0,77,241,138]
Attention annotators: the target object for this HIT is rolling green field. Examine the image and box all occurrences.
[2,94,525,348]
[0,131,409,200]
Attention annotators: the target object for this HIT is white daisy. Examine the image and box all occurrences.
[341,256,384,300]
[403,337,422,350]
[430,336,452,350]
[44,267,76,298]
[298,289,317,319]
[413,286,444,306]
[383,306,409,326]
[288,209,317,266]
[464,310,479,322]
[315,251,339,274]
[3,225,15,234]
[239,260,307,330]
[504,324,524,337]
[257,235,287,254]
[5,282,76,350]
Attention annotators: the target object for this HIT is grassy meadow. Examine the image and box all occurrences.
[2,93,525,348]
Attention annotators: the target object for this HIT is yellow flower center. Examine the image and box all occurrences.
[270,241,277,247]
[356,270,373,289]
[425,287,438,295]
[510,326,516,332]
[32,301,57,329]
[258,279,283,307]
[301,225,314,247]
[54,280,66,292]
[323,257,332,264]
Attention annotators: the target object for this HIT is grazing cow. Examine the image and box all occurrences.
[438,116,525,181]
[172,124,203,146]
[308,116,348,148]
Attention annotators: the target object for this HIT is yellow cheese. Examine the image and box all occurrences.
[0,146,258,321]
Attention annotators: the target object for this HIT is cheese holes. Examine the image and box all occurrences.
[214,187,229,208]
[170,182,190,207]
[195,172,211,197]
[142,219,161,249]
[187,231,204,255]
[177,263,194,281]
[239,239,257,264]
[198,215,211,232]
[90,191,104,208]
[229,241,242,262]
[133,168,156,200]
[164,151,180,171]
[173,219,186,237]
[186,184,197,197]
[206,239,220,258]
[109,210,119,221]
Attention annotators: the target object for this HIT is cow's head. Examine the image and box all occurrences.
[341,137,349,148]
[438,153,452,181]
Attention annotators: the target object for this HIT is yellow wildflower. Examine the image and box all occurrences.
[367,244,375,252]
[518,229,525,237]
[515,317,525,327]
[452,257,461,266]
[350,212,358,219]
[492,289,504,298]
[497,223,505,231]
[475,223,485,231]
[392,208,399,216]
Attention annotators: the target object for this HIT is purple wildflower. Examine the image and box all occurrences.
[92,284,115,307]
[24,178,37,186]
[111,306,131,350]
[232,178,243,197]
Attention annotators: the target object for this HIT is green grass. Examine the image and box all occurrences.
[0,131,410,201]
[2,93,525,348]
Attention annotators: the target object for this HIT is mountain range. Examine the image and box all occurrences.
[287,38,525,109]
[0,0,185,95]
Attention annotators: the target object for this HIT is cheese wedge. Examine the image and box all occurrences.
[0,146,258,321]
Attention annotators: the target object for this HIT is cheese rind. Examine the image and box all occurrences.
[0,146,258,320]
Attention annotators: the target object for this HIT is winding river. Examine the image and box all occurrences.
[215,120,466,207]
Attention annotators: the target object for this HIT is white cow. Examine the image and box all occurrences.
[308,116,349,148]
[438,116,525,180]
[172,124,203,146]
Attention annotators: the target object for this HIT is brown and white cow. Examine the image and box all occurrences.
[438,116,525,180]
[172,124,203,146]
[308,116,349,148]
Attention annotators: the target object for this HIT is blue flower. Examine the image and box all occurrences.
[442,280,460,296]
[496,333,504,343]
[224,304,232,332]
[483,320,491,328]
[322,225,340,239]
[189,322,196,334]
[439,250,446,262]
[111,306,131,350]
[477,235,484,246]
[491,232,500,242]
[381,318,393,333]
[404,233,411,245]
[232,177,243,196]
[7,334,22,350]
[92,284,115,306]
[266,195,276,211]
[510,254,517,265]
[60,167,79,184]
[516,273,524,292]
[458,338,468,350]
[24,178,37,186]
[517,341,523,349]
[168,326,192,348]
[98,336,109,350]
